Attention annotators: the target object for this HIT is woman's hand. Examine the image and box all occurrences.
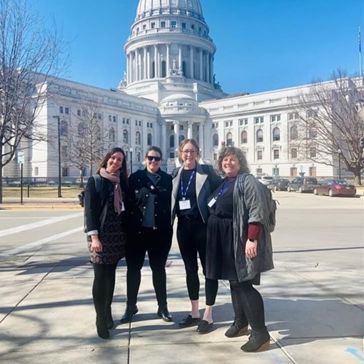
[245,239,258,259]
[90,235,103,253]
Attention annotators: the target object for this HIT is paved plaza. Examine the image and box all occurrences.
[0,192,363,364]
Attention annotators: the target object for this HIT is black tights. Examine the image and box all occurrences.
[229,280,266,331]
[92,263,118,317]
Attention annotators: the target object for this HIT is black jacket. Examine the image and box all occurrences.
[125,168,173,234]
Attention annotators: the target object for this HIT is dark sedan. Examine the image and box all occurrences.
[313,180,356,197]
[287,177,318,193]
[269,179,290,191]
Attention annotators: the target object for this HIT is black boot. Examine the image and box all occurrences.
[225,318,249,338]
[241,328,270,352]
[104,307,114,330]
[120,304,138,324]
[96,316,109,340]
[157,305,173,322]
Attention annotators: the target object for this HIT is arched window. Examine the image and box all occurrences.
[241,130,248,144]
[123,130,128,143]
[161,61,166,77]
[170,135,175,148]
[256,129,263,143]
[77,122,84,136]
[152,61,155,78]
[212,133,218,147]
[309,126,317,138]
[226,132,233,146]
[182,61,187,77]
[135,131,141,145]
[147,133,152,146]
[290,125,298,140]
[273,127,280,141]
[109,128,115,142]
[60,120,68,137]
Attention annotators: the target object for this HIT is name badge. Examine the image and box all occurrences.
[208,198,217,208]
[179,199,191,210]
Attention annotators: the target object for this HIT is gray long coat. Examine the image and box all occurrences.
[233,174,274,282]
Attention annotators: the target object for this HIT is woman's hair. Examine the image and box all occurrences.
[144,146,163,159]
[178,138,200,163]
[216,147,250,175]
[96,147,128,183]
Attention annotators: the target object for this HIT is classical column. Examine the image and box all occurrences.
[210,54,214,84]
[154,45,158,78]
[127,53,130,83]
[135,48,139,81]
[187,121,193,139]
[178,45,182,73]
[132,51,136,82]
[174,121,179,157]
[200,49,203,81]
[199,122,205,158]
[143,47,147,80]
[190,46,194,79]
[157,47,160,78]
[147,49,150,79]
[138,50,142,81]
[166,43,170,76]
[161,121,167,156]
[206,53,210,85]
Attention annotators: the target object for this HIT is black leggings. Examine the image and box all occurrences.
[229,280,266,331]
[125,227,172,307]
[92,263,118,317]
[177,218,218,305]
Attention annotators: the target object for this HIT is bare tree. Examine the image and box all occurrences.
[67,99,110,186]
[292,69,364,185]
[0,0,68,202]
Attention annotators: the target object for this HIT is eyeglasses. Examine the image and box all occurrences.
[182,150,196,154]
[147,156,162,162]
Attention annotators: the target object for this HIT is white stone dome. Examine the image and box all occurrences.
[136,0,203,20]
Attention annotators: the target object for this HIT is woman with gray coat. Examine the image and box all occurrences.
[205,146,274,352]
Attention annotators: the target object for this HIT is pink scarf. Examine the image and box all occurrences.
[99,168,123,215]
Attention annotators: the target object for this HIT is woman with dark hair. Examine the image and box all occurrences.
[204,146,274,352]
[171,139,222,332]
[120,146,174,323]
[84,147,129,339]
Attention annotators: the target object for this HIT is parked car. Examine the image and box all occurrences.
[287,177,318,193]
[257,176,274,186]
[269,178,290,191]
[313,179,356,197]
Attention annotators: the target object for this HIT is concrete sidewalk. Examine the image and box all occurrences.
[0,231,363,364]
[1,197,82,210]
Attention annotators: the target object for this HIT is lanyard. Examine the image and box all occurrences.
[216,178,236,199]
[180,170,196,200]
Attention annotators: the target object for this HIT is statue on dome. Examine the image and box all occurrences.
[169,58,179,76]
[213,74,221,90]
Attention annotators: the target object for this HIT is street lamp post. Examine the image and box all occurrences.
[53,116,62,198]
[130,147,133,174]
[337,149,342,179]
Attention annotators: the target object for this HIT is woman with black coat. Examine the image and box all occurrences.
[84,147,129,339]
[120,146,173,323]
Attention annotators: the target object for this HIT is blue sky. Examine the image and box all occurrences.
[30,0,364,94]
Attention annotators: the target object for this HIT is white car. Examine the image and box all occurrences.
[256,176,274,186]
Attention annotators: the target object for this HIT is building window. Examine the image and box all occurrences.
[123,130,128,143]
[213,153,217,160]
[309,166,317,177]
[77,109,81,117]
[254,116,264,124]
[241,130,248,144]
[226,132,233,146]
[309,126,317,138]
[273,149,280,160]
[137,152,141,162]
[291,148,298,159]
[290,125,298,140]
[179,134,185,143]
[161,21,166,28]
[270,114,281,122]
[171,21,177,28]
[182,22,186,29]
[113,116,116,122]
[147,133,152,146]
[126,118,129,124]
[272,167,279,176]
[143,24,146,30]
[78,122,85,136]
[256,168,263,175]
[310,147,316,158]
[65,107,69,115]
[60,121,68,137]
[257,150,263,160]
[62,167,69,177]
[59,106,63,113]
[34,167,39,176]
[256,129,263,143]
[212,134,218,147]
[98,113,102,120]
[135,131,141,145]
[170,135,175,148]
[109,128,115,142]
[62,146,68,158]
[288,112,299,120]
[161,60,166,77]
[307,109,318,118]
[151,22,155,29]
[273,127,280,141]
[239,118,248,126]
[290,167,297,177]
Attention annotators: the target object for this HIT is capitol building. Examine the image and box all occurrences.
[4,0,344,180]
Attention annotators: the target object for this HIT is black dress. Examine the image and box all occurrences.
[205,180,238,280]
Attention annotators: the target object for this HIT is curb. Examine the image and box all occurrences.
[0,205,82,210]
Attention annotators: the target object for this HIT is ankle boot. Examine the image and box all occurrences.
[104,307,114,330]
[157,305,173,322]
[240,328,270,352]
[96,316,109,340]
[120,304,138,324]
[225,318,249,338]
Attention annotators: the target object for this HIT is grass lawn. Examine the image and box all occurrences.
[3,186,83,198]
